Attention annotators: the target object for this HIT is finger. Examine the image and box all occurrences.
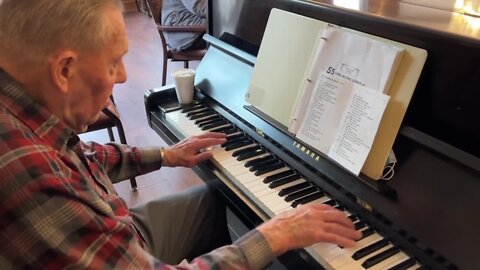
[319,231,357,248]
[194,137,227,149]
[195,132,228,139]
[191,151,213,164]
[323,222,362,241]
[320,210,355,229]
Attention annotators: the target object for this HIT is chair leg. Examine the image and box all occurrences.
[162,59,168,86]
[107,127,115,141]
[184,61,189,68]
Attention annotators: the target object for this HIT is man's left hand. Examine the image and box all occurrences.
[162,132,227,167]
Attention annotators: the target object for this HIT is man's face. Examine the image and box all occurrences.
[66,6,128,132]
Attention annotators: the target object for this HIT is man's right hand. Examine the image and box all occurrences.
[257,204,362,256]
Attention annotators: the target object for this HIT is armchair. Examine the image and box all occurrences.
[145,0,207,86]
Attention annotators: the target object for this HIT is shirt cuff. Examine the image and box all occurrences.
[234,229,274,270]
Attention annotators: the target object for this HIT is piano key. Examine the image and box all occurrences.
[354,221,367,230]
[263,169,296,183]
[232,144,262,157]
[284,186,319,202]
[359,228,375,241]
[269,173,302,188]
[224,139,254,151]
[352,239,389,260]
[210,124,236,133]
[248,157,280,171]
[201,119,228,130]
[190,111,215,120]
[181,104,205,113]
[186,108,210,118]
[222,136,250,148]
[365,250,411,270]
[330,243,394,269]
[291,192,325,207]
[362,246,400,268]
[388,258,416,270]
[254,161,285,176]
[237,147,267,161]
[244,154,275,167]
[196,116,223,126]
[278,181,311,196]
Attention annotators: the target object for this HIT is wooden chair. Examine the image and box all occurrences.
[81,96,138,190]
[145,0,207,86]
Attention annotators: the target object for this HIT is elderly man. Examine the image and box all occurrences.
[0,0,361,269]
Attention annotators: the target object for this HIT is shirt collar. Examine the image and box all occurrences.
[0,68,74,151]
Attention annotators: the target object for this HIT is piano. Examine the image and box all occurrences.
[144,1,480,269]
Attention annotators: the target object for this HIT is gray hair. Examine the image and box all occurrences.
[0,0,124,66]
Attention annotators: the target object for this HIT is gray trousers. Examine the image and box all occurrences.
[130,185,231,264]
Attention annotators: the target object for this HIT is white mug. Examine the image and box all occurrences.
[172,68,196,104]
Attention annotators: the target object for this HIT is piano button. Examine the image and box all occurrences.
[237,148,267,161]
[181,104,205,113]
[352,239,389,260]
[224,140,254,151]
[291,191,325,207]
[362,246,400,268]
[284,186,319,202]
[244,154,275,168]
[210,124,235,133]
[278,181,311,196]
[197,116,223,127]
[387,258,416,270]
[263,169,296,183]
[232,144,261,157]
[254,162,285,176]
[269,173,302,188]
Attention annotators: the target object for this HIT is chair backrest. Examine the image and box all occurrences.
[146,0,162,25]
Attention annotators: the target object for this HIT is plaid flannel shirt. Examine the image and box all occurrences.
[0,68,273,269]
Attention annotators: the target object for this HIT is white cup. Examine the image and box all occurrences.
[172,68,196,104]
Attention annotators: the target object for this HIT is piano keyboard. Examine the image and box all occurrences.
[165,103,423,270]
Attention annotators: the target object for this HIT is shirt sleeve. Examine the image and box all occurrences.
[81,141,163,183]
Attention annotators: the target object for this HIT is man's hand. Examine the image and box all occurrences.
[162,132,227,167]
[257,204,362,256]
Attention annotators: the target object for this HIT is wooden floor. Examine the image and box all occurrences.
[80,11,203,207]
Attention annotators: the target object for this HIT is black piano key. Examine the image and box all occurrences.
[263,169,296,183]
[221,135,248,148]
[201,119,228,130]
[284,186,319,202]
[348,215,359,222]
[232,144,261,157]
[224,140,253,151]
[354,221,367,230]
[387,258,416,270]
[362,246,400,268]
[237,148,266,161]
[222,128,239,135]
[323,199,338,206]
[249,158,280,172]
[186,108,210,118]
[210,124,235,133]
[352,239,389,260]
[254,162,285,176]
[190,111,215,120]
[244,154,275,168]
[278,182,311,196]
[291,192,325,207]
[181,104,205,113]
[196,116,222,126]
[269,173,302,188]
[359,228,375,241]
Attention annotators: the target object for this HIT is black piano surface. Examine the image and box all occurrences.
[145,1,480,269]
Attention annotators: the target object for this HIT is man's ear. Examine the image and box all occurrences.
[49,50,77,94]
